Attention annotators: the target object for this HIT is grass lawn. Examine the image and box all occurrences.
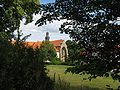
[46,65,120,90]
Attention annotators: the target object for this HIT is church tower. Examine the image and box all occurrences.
[45,32,50,41]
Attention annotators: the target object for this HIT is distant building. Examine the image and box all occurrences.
[51,40,68,62]
[24,32,68,62]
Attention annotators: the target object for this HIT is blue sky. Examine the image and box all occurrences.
[40,0,55,4]
[20,2,70,42]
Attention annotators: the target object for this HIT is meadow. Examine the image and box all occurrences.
[46,65,120,90]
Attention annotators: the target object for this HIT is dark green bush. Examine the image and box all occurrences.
[0,33,54,90]
[39,41,57,62]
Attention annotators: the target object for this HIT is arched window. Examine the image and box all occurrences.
[61,47,67,62]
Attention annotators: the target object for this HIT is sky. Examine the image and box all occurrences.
[19,0,70,41]
[40,0,55,4]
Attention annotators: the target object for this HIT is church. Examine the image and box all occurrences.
[25,32,68,62]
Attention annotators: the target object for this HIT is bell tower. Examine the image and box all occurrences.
[45,32,50,41]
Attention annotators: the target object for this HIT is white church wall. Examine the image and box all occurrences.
[56,52,60,58]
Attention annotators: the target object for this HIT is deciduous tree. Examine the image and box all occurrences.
[0,1,54,90]
[39,41,57,62]
[66,40,81,65]
[36,0,120,83]
[0,0,39,33]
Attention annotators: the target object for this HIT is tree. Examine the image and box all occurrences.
[0,0,39,33]
[0,32,54,90]
[0,1,54,90]
[39,41,57,62]
[66,40,81,65]
[36,0,120,83]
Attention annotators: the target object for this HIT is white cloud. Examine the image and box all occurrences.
[19,14,70,41]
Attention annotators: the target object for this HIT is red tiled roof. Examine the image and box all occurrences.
[51,40,64,47]
[23,40,64,51]
[24,41,42,49]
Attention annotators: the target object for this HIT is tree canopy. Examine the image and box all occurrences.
[36,0,120,82]
[0,1,54,89]
[66,40,81,65]
[39,41,57,62]
[0,0,39,33]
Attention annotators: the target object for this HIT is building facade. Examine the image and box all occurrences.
[51,40,68,62]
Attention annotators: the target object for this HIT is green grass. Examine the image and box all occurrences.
[46,65,120,90]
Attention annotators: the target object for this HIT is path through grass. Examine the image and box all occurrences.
[46,65,120,90]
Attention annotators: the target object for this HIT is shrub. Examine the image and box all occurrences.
[39,41,57,62]
[0,34,54,90]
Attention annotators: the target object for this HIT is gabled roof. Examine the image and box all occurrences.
[23,40,64,50]
[51,40,64,47]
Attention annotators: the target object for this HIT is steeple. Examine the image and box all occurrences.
[45,32,50,41]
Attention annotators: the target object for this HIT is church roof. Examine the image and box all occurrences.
[51,40,64,47]
[24,41,42,49]
[22,40,64,50]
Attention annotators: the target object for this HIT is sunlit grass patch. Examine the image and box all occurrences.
[47,65,120,90]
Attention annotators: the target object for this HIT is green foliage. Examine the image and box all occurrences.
[39,41,61,65]
[51,58,61,65]
[0,32,54,90]
[0,0,54,90]
[39,41,57,62]
[36,0,120,84]
[66,40,82,65]
[0,0,39,33]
